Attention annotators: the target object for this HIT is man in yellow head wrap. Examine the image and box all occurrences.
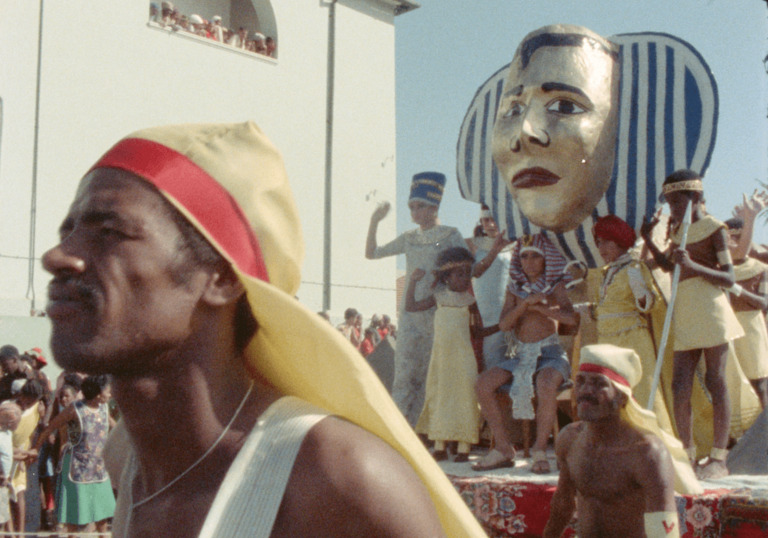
[543,344,701,538]
[42,122,486,538]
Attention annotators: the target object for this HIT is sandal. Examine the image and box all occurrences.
[531,450,551,474]
[471,449,515,471]
[454,453,470,463]
[696,457,729,480]
[432,450,448,462]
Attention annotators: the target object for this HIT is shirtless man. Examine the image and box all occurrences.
[474,234,577,472]
[543,344,680,538]
[42,122,485,538]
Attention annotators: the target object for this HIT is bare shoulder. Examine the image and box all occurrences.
[555,421,583,458]
[558,421,585,444]
[273,416,445,538]
[634,431,668,459]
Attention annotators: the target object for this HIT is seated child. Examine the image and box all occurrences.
[474,234,577,473]
[406,247,499,462]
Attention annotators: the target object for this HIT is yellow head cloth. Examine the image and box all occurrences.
[94,122,486,537]
[580,345,703,495]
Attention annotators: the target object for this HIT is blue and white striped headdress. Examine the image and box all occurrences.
[457,31,718,267]
[409,171,447,207]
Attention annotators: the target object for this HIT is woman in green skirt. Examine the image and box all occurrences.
[35,375,115,534]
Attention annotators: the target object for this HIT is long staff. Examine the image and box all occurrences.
[647,201,692,410]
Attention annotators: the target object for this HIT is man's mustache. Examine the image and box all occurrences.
[576,395,598,405]
[48,276,99,307]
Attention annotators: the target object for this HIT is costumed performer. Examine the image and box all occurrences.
[466,204,514,370]
[474,234,577,473]
[587,215,675,435]
[46,122,485,538]
[641,169,742,479]
[406,247,499,463]
[365,172,465,426]
[725,217,768,409]
[543,344,701,538]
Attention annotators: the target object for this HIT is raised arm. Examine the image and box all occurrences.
[641,212,674,273]
[472,232,512,278]
[365,202,391,259]
[732,190,768,262]
[404,269,436,312]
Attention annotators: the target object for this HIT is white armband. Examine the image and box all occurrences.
[717,249,732,267]
[644,511,680,538]
[727,283,744,297]
[627,265,654,312]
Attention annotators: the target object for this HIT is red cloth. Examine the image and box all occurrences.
[448,474,768,538]
[593,214,636,249]
[359,339,375,357]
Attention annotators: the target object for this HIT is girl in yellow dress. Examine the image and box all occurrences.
[405,247,499,462]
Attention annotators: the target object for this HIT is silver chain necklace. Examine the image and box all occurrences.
[131,380,255,510]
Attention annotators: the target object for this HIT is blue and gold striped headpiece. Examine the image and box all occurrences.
[409,171,446,207]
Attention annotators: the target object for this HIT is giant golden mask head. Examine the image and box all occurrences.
[491,25,620,233]
[459,25,718,266]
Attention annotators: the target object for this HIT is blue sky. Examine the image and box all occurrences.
[393,0,768,256]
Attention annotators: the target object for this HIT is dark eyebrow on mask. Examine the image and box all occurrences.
[502,85,524,98]
[541,82,590,102]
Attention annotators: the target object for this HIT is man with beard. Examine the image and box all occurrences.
[42,122,485,538]
[543,344,700,538]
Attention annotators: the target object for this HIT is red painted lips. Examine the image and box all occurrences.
[512,167,561,188]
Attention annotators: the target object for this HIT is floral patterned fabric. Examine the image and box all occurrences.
[448,474,768,538]
[68,401,110,483]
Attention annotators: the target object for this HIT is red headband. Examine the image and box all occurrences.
[579,363,631,388]
[90,138,269,283]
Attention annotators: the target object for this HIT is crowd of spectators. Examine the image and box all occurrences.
[149,2,277,58]
[0,345,117,534]
[333,308,396,358]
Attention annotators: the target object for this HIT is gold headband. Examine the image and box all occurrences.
[661,179,703,196]
[436,260,472,273]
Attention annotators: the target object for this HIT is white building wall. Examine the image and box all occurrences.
[0,0,402,350]
[328,0,399,319]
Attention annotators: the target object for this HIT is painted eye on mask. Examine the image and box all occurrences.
[546,99,586,115]
[502,102,524,119]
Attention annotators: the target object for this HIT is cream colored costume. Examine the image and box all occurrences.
[415,289,480,445]
[113,397,327,538]
[96,122,487,538]
[594,253,674,434]
[731,258,768,380]
[669,216,743,351]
